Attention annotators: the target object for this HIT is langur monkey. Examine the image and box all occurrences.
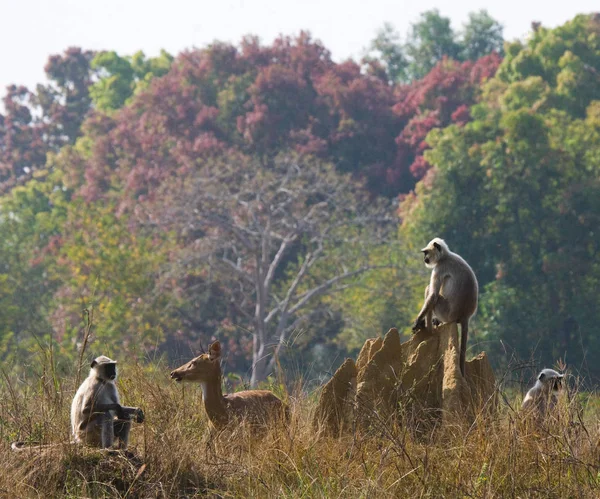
[521,368,564,418]
[12,355,144,451]
[71,355,144,448]
[412,238,478,376]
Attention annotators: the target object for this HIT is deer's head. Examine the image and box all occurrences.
[170,341,222,383]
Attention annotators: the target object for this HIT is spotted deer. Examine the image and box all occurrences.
[170,341,289,429]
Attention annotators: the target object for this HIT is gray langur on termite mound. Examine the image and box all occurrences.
[412,238,479,376]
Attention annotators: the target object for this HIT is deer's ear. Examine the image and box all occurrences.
[209,341,221,361]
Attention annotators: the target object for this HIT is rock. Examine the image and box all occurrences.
[314,323,497,437]
[312,358,357,437]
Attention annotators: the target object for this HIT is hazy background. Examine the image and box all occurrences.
[2,0,598,92]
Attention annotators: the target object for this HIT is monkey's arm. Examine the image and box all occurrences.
[91,403,143,422]
[413,271,445,330]
[120,406,145,423]
[101,385,144,422]
[92,402,123,413]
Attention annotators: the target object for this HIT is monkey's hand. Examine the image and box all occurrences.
[412,317,426,333]
[134,408,145,424]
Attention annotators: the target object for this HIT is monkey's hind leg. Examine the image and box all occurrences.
[423,285,434,332]
[432,296,451,325]
[114,419,132,449]
[100,413,116,448]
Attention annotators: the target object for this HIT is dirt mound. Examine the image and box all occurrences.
[312,358,358,437]
[314,324,497,436]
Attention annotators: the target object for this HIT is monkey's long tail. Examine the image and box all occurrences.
[11,441,74,452]
[10,441,48,452]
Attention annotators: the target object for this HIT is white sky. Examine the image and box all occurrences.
[0,0,598,95]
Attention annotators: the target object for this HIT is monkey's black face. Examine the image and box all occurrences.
[538,369,564,392]
[422,250,430,265]
[103,363,117,381]
[422,249,440,267]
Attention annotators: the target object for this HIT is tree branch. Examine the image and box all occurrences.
[288,265,385,316]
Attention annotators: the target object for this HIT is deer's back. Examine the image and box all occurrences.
[224,390,288,425]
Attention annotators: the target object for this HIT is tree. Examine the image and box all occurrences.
[393,54,501,182]
[405,10,462,80]
[155,154,394,385]
[399,13,600,377]
[365,23,409,84]
[0,165,68,362]
[461,10,504,61]
[0,49,96,194]
[36,47,96,148]
[0,85,46,191]
[368,10,504,85]
[51,200,171,356]
[89,50,173,112]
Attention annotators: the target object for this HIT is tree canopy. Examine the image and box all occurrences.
[400,13,600,376]
[1,11,599,383]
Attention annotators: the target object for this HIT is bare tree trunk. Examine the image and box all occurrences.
[251,345,269,387]
[161,155,394,388]
[251,299,270,387]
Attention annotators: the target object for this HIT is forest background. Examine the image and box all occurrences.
[1,10,599,387]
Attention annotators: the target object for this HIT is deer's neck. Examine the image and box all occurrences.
[200,372,229,427]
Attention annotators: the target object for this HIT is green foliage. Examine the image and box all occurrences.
[89,50,173,111]
[368,9,504,83]
[53,201,172,356]
[0,165,69,362]
[2,12,599,385]
[405,9,463,80]
[400,13,600,374]
[366,23,409,83]
[329,241,425,351]
[461,10,505,60]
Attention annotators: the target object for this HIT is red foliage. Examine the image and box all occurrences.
[0,39,501,202]
[49,39,501,203]
[0,85,47,190]
[0,48,96,193]
[391,54,501,183]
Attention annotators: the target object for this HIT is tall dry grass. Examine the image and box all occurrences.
[1,352,600,498]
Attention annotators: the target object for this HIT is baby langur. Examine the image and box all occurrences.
[521,368,564,418]
[412,238,478,376]
[71,355,144,449]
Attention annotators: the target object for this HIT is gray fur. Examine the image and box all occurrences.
[521,368,564,418]
[413,238,479,376]
[12,356,143,452]
[70,355,143,449]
